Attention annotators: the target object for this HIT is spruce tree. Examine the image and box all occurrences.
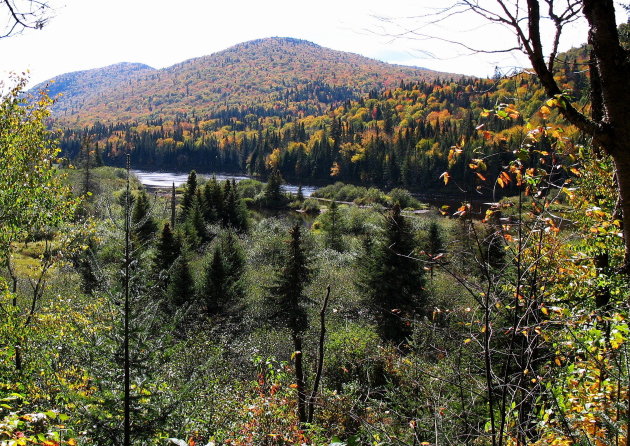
[131,189,157,245]
[199,230,245,315]
[180,170,197,221]
[74,237,99,295]
[220,230,245,285]
[360,205,425,346]
[323,200,344,251]
[269,223,311,423]
[264,169,284,205]
[427,221,444,257]
[93,142,103,167]
[170,182,176,229]
[190,192,209,240]
[153,222,181,286]
[231,197,249,232]
[203,176,223,224]
[80,137,95,199]
[202,248,227,315]
[271,224,310,333]
[222,180,237,228]
[221,180,248,231]
[166,255,194,309]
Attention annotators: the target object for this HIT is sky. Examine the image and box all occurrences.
[0,0,623,88]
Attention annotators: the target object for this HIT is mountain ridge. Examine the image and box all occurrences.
[34,37,462,126]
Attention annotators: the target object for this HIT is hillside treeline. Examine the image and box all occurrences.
[59,63,589,194]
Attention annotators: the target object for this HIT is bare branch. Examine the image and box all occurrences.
[1,0,52,38]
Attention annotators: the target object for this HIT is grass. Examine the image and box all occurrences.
[10,241,59,279]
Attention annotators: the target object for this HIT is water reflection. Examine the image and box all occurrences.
[131,170,317,197]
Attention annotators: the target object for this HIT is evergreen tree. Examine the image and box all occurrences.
[166,255,194,309]
[203,176,223,224]
[269,223,311,423]
[221,180,249,231]
[264,169,284,205]
[202,248,227,315]
[323,200,344,251]
[271,224,311,333]
[182,193,209,249]
[131,189,157,245]
[199,231,245,316]
[191,192,209,239]
[79,137,96,199]
[180,170,197,221]
[170,182,176,229]
[222,180,237,227]
[296,185,304,202]
[152,223,181,286]
[359,205,425,346]
[74,237,99,295]
[426,221,444,257]
[93,142,104,167]
[220,230,245,291]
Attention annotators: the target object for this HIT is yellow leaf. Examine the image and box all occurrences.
[541,307,549,316]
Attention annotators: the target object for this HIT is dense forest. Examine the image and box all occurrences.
[58,63,588,196]
[36,38,450,127]
[2,6,630,446]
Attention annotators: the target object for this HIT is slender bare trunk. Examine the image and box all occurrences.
[292,333,307,424]
[123,154,131,446]
[307,285,331,424]
[613,157,630,273]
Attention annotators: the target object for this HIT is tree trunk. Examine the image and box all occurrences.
[526,0,630,273]
[581,0,630,272]
[613,155,630,273]
[292,333,307,424]
[307,285,331,424]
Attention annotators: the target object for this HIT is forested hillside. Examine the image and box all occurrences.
[47,37,594,195]
[59,63,588,194]
[36,37,450,126]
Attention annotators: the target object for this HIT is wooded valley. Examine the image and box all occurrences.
[1,4,629,445]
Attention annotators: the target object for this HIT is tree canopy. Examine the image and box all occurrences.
[381,0,630,271]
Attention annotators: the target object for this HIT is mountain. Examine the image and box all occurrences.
[40,62,156,104]
[56,36,594,193]
[34,37,457,126]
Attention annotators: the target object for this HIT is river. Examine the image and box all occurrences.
[131,170,318,198]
